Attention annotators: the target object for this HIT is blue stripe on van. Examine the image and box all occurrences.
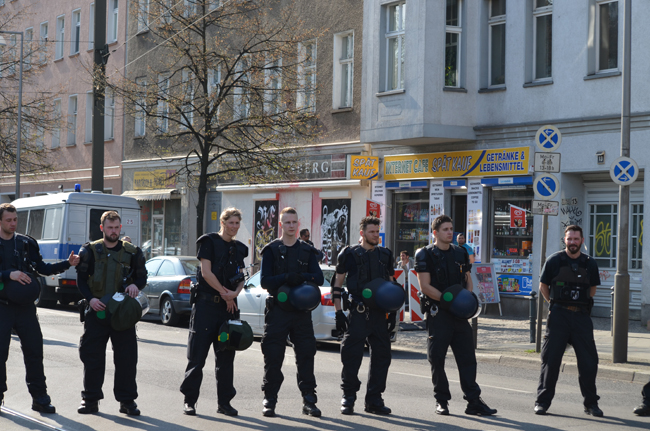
[38,243,84,260]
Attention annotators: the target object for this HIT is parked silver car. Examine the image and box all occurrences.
[143,256,199,326]
[238,265,399,342]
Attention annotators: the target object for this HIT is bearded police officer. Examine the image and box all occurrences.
[415,215,497,417]
[535,225,602,417]
[0,203,79,413]
[260,207,323,418]
[76,211,147,416]
[331,216,396,416]
[180,208,248,417]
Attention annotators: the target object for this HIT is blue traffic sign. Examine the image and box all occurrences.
[610,156,639,185]
[535,125,562,152]
[533,174,560,201]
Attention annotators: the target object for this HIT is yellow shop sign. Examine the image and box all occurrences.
[134,169,177,190]
[350,155,379,180]
[383,147,530,180]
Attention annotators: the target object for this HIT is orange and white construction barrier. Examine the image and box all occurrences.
[409,269,424,322]
[394,269,406,321]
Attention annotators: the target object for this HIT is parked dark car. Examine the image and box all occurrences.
[143,256,199,326]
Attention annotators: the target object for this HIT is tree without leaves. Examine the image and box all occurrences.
[0,8,63,178]
[111,0,324,238]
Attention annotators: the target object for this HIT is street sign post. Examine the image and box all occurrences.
[534,153,561,173]
[610,156,639,185]
[535,125,562,152]
[532,200,559,216]
[533,174,560,201]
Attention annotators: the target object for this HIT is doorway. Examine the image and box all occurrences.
[451,194,467,236]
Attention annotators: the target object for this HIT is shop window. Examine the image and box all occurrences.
[140,201,152,259]
[140,199,181,258]
[393,191,430,261]
[589,204,617,269]
[164,199,181,256]
[631,204,643,269]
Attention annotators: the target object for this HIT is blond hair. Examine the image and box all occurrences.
[220,207,243,224]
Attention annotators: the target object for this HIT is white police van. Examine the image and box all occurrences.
[11,191,141,307]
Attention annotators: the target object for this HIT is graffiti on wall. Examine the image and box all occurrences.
[254,201,278,263]
[321,199,350,266]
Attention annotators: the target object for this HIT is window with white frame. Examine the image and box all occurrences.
[105,88,114,140]
[138,0,150,33]
[135,77,147,137]
[180,69,194,129]
[208,65,221,116]
[55,15,64,60]
[265,56,282,115]
[108,0,119,43]
[157,73,170,133]
[589,203,617,268]
[67,95,77,146]
[631,204,643,269]
[162,0,173,25]
[596,0,618,72]
[488,0,506,86]
[89,3,95,50]
[85,92,93,143]
[24,28,33,69]
[445,0,461,87]
[385,2,405,91]
[39,22,48,64]
[52,99,61,148]
[298,41,316,112]
[333,32,353,109]
[71,9,80,55]
[233,55,250,120]
[533,0,552,81]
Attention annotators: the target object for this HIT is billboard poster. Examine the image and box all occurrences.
[366,200,381,218]
[471,263,500,304]
[321,199,351,266]
[371,181,386,233]
[429,180,444,245]
[253,200,278,264]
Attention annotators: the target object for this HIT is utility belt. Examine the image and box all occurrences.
[197,291,224,304]
[349,296,369,314]
[552,302,590,313]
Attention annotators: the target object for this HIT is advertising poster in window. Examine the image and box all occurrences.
[466,179,483,263]
[321,199,350,266]
[471,263,500,304]
[497,274,533,296]
[429,180,444,245]
[510,204,527,228]
[253,200,278,264]
[366,200,381,218]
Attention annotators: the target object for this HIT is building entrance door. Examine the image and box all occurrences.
[451,193,467,239]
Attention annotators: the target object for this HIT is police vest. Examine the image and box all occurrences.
[264,239,314,276]
[85,239,137,299]
[344,245,392,297]
[196,233,248,293]
[416,245,469,301]
[549,252,591,306]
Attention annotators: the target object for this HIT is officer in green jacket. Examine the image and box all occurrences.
[76,211,147,416]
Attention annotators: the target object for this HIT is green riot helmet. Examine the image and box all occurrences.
[218,319,254,351]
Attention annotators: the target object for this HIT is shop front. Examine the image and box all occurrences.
[381,146,535,312]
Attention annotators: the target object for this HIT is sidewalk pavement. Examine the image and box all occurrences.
[394,314,650,385]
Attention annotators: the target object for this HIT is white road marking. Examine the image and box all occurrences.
[392,372,533,394]
[0,406,69,430]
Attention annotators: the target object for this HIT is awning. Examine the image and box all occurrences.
[121,189,177,201]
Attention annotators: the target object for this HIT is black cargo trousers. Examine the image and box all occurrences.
[340,307,391,405]
[261,304,317,401]
[536,304,599,408]
[180,297,237,405]
[0,302,48,399]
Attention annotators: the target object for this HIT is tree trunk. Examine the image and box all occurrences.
[196,162,209,238]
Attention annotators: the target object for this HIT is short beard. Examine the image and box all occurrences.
[567,244,580,254]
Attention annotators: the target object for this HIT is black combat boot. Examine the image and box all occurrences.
[341,392,355,415]
[302,393,321,417]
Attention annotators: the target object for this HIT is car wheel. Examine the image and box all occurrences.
[160,297,180,326]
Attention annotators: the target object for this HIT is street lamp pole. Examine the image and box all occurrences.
[0,30,24,199]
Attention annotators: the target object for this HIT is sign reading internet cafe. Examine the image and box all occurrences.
[383,147,530,180]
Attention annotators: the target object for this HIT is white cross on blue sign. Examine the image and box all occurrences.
[610,156,639,186]
[535,125,562,152]
[533,174,560,201]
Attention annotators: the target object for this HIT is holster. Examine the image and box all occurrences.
[77,299,88,323]
[265,295,275,311]
[342,290,350,311]
[418,292,432,315]
[189,282,198,306]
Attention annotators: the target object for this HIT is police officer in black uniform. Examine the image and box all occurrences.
[76,211,147,416]
[331,216,396,416]
[415,215,497,416]
[180,207,248,417]
[0,203,79,413]
[634,381,650,416]
[534,225,602,417]
[260,207,323,418]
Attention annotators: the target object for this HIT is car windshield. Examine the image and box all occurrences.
[180,259,200,275]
